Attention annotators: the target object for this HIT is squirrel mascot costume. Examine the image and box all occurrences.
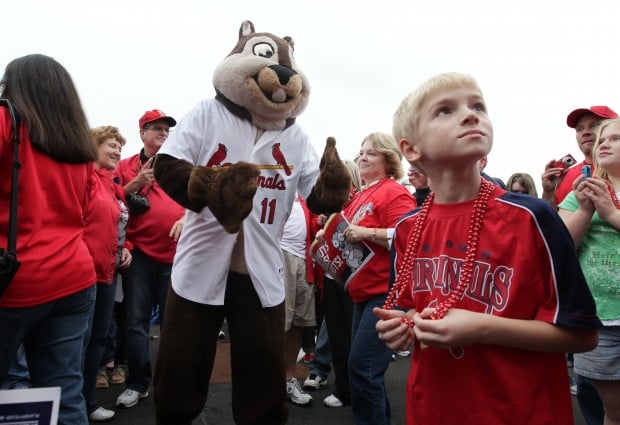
[153,21,351,425]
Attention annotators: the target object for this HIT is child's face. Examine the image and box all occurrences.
[405,86,492,169]
[596,122,620,171]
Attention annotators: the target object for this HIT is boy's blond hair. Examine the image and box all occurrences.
[361,132,405,181]
[393,72,483,144]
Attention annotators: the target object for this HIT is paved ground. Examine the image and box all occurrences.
[94,326,588,424]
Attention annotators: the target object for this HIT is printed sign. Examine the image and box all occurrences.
[310,213,375,287]
[0,387,60,425]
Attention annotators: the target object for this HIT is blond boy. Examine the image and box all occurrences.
[374,72,600,425]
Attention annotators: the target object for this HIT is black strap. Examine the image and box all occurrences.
[0,99,20,255]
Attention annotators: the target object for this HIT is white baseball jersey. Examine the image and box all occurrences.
[159,99,320,307]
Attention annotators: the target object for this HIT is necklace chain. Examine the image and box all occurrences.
[348,177,388,222]
[605,181,620,209]
[383,178,495,327]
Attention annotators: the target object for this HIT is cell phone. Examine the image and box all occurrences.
[581,165,592,178]
[552,154,577,170]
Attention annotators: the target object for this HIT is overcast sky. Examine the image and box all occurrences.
[4,0,620,194]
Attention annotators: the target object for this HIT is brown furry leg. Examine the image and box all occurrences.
[154,285,225,425]
[225,272,288,425]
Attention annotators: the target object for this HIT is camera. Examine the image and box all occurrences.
[126,192,151,215]
[552,154,577,170]
[0,249,20,297]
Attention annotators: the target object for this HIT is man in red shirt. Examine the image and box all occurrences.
[114,110,185,409]
[541,105,618,207]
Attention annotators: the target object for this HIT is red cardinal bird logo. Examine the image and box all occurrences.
[207,143,228,167]
[272,143,291,176]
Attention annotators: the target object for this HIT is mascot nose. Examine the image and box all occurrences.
[269,65,297,85]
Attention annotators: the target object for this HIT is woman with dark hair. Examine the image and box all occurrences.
[0,54,98,424]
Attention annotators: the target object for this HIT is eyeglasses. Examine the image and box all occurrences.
[147,125,171,134]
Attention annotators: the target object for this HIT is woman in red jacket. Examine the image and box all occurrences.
[0,54,98,425]
[340,132,416,425]
[82,125,132,422]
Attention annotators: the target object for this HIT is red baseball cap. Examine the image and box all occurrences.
[566,105,618,128]
[139,109,176,129]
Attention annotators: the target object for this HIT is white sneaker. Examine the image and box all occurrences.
[88,406,115,422]
[286,378,312,406]
[323,394,344,408]
[303,373,327,390]
[570,384,578,396]
[569,376,578,396]
[115,388,148,408]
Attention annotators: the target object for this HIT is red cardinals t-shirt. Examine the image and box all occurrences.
[115,154,184,263]
[343,178,416,302]
[391,188,599,425]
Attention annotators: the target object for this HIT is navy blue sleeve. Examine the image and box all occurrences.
[505,193,601,329]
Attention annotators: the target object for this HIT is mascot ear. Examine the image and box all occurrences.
[283,36,295,51]
[239,20,255,38]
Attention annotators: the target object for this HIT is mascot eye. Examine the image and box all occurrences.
[253,42,275,58]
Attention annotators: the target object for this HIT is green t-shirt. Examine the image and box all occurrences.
[559,192,620,322]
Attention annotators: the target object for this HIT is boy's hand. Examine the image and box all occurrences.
[374,307,414,351]
[413,308,487,348]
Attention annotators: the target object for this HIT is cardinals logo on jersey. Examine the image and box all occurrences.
[207,143,228,167]
[272,142,292,175]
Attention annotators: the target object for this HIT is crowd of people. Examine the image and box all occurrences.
[0,54,618,425]
[0,54,184,423]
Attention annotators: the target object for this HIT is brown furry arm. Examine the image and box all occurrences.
[155,154,260,233]
[306,137,352,215]
[154,154,199,211]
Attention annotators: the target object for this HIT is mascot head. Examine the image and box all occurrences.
[213,20,310,131]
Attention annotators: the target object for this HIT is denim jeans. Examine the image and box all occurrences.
[349,294,393,425]
[577,374,604,425]
[123,248,171,393]
[102,302,119,366]
[1,344,30,389]
[0,285,96,425]
[307,319,331,380]
[323,276,353,403]
[83,278,118,413]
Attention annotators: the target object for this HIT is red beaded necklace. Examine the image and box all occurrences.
[383,178,495,327]
[605,181,620,209]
